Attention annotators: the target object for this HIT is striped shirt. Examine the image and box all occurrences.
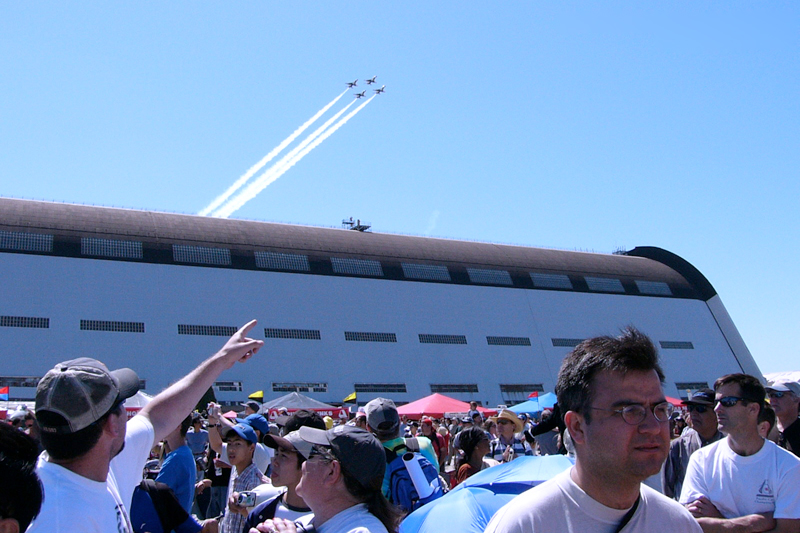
[489,436,532,463]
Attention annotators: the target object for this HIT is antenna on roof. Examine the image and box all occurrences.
[342,217,371,232]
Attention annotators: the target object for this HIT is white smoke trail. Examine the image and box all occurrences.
[198,89,349,216]
[214,96,376,219]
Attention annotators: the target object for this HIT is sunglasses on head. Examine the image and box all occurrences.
[686,404,709,414]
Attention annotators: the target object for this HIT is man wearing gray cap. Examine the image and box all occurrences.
[661,389,724,500]
[253,425,401,533]
[766,380,800,457]
[28,320,264,533]
[363,397,439,503]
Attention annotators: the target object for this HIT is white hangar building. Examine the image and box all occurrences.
[0,198,760,408]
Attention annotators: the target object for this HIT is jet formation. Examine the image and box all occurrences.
[348,76,385,97]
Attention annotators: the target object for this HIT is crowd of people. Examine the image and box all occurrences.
[2,321,800,533]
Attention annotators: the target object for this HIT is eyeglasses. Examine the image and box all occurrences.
[686,404,709,414]
[590,401,674,425]
[768,391,786,400]
[308,445,335,463]
[715,396,750,408]
[496,419,514,425]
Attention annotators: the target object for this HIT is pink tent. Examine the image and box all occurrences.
[396,393,498,420]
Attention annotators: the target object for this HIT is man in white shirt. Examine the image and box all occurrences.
[28,320,264,533]
[486,328,702,533]
[680,373,800,532]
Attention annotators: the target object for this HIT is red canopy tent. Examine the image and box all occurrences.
[396,393,498,420]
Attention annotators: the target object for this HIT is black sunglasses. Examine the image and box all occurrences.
[768,391,786,399]
[716,396,749,408]
[686,404,710,414]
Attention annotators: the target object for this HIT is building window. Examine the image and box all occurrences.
[466,268,513,286]
[354,383,407,393]
[81,238,143,259]
[635,280,672,296]
[419,334,467,345]
[0,230,53,252]
[173,245,231,266]
[551,338,584,347]
[487,336,531,346]
[80,320,145,333]
[272,382,328,393]
[178,325,238,336]
[530,273,573,290]
[660,341,694,350]
[254,251,310,272]
[214,381,243,392]
[344,331,397,343]
[430,384,479,394]
[500,383,544,404]
[402,263,451,282]
[330,257,384,277]
[675,382,710,397]
[264,328,321,340]
[0,376,41,387]
[0,316,49,329]
[585,277,625,293]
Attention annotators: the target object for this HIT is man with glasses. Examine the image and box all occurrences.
[486,328,701,532]
[28,320,264,533]
[765,380,800,457]
[662,389,724,500]
[680,374,800,532]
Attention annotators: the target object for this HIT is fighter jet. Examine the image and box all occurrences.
[354,90,366,99]
[366,76,377,85]
[373,85,386,94]
[346,80,358,88]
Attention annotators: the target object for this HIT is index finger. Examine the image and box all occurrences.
[238,319,258,337]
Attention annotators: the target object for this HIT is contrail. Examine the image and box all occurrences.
[214,96,376,219]
[211,98,360,218]
[198,89,349,216]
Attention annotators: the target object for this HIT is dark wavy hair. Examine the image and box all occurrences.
[340,466,403,530]
[556,327,664,423]
[454,426,488,472]
[0,423,44,530]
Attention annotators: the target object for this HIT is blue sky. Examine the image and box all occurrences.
[2,3,797,374]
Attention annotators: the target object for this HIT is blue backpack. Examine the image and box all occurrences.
[385,437,444,513]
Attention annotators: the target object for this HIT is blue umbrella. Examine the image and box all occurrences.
[399,455,574,533]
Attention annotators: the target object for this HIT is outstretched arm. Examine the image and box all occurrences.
[140,320,264,443]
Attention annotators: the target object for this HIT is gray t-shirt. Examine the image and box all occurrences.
[485,468,702,533]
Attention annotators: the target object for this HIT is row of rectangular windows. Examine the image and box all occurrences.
[0,231,674,296]
[0,375,710,398]
[0,316,697,349]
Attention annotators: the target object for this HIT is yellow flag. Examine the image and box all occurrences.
[248,390,264,401]
[343,392,357,403]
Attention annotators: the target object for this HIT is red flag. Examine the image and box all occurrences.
[0,386,8,401]
[528,391,539,399]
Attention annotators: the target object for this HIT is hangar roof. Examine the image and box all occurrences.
[0,198,715,300]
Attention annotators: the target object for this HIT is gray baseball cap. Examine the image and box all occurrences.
[766,380,800,396]
[36,358,140,434]
[263,430,314,459]
[365,397,400,434]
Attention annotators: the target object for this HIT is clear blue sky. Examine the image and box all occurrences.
[2,3,797,374]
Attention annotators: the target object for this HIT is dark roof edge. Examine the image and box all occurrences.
[626,247,717,301]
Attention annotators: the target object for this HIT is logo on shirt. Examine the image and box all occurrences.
[755,480,775,504]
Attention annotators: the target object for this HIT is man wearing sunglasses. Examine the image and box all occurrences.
[486,328,701,533]
[680,374,800,532]
[765,381,800,457]
[661,389,723,500]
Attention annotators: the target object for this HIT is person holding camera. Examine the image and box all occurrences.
[219,423,268,533]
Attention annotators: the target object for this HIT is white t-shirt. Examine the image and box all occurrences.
[28,414,155,533]
[485,468,702,533]
[316,503,388,533]
[221,441,273,474]
[680,437,800,519]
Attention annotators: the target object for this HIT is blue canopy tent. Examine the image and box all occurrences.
[399,455,573,533]
[507,392,557,415]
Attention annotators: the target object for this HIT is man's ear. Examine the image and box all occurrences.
[102,411,124,438]
[564,410,586,446]
[0,517,21,533]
